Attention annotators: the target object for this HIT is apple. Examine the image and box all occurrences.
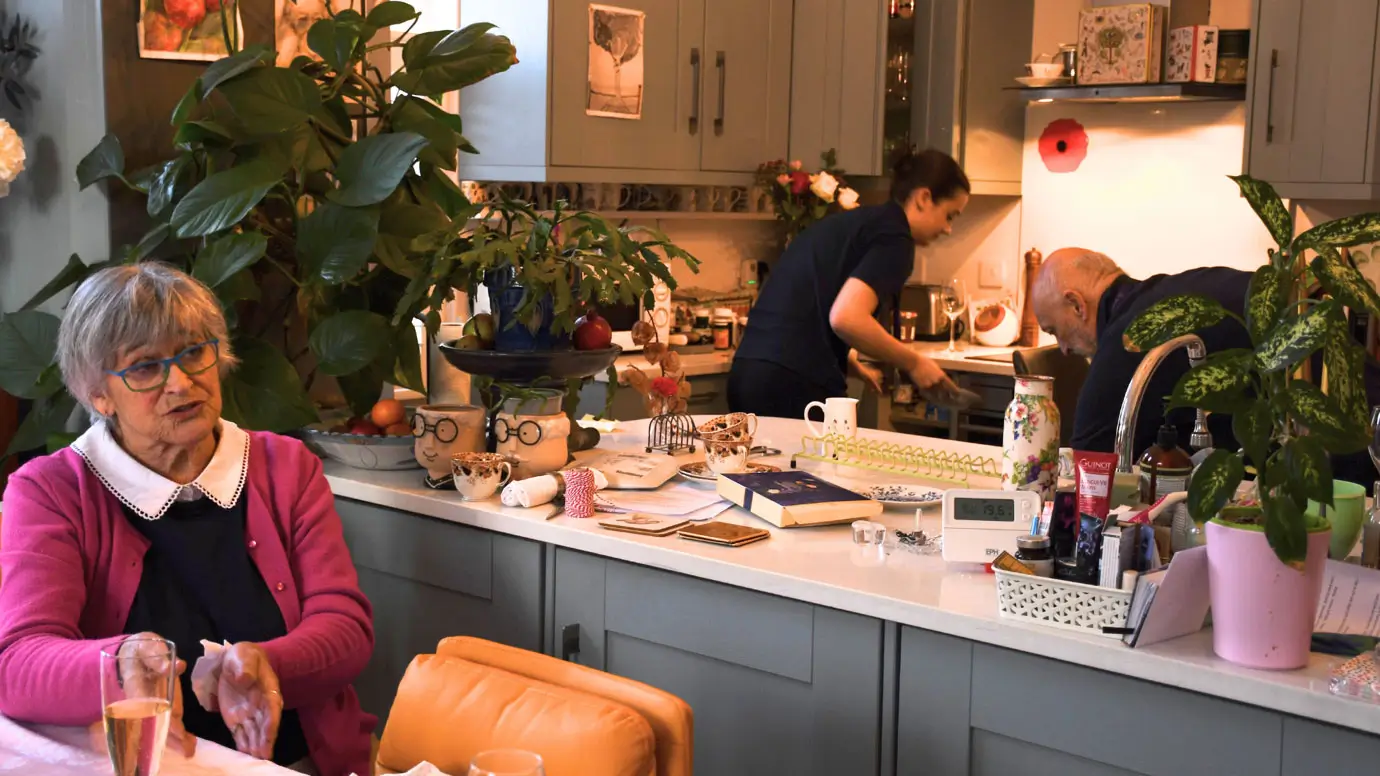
[348,419,383,436]
[574,311,613,350]
[370,398,406,428]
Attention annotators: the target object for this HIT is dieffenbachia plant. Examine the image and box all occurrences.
[1122,175,1380,568]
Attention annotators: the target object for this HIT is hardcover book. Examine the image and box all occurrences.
[716,470,882,528]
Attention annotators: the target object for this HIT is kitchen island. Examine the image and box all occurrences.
[327,418,1379,775]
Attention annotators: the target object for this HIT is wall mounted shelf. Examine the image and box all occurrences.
[1011,83,1247,103]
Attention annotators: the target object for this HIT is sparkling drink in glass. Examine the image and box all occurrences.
[100,638,176,776]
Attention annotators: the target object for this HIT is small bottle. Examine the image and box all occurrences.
[1138,424,1194,504]
[1015,534,1054,577]
[1362,481,1380,568]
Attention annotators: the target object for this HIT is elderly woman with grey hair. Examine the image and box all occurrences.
[0,263,375,776]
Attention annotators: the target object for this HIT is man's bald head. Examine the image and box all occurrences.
[1031,248,1125,358]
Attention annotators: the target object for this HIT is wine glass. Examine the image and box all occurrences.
[1368,405,1380,476]
[940,279,967,353]
[100,638,177,776]
[469,749,546,776]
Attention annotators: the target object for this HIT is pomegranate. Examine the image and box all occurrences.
[165,0,207,30]
[573,310,614,350]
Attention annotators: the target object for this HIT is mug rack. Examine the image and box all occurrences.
[791,433,1001,486]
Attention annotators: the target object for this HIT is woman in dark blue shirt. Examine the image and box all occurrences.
[731,150,969,418]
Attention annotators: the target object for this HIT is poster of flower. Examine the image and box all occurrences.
[138,0,244,62]
[587,4,644,120]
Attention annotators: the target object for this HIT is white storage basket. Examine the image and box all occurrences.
[994,569,1132,638]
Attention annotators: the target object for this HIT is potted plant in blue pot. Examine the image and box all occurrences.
[1123,175,1380,669]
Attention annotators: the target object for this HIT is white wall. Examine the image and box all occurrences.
[0,0,109,313]
[1019,101,1277,277]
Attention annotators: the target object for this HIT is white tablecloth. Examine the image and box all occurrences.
[0,714,296,775]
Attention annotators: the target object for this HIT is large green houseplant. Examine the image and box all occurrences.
[0,2,523,450]
[1123,175,1380,667]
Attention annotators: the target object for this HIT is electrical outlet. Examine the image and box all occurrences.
[978,257,1004,289]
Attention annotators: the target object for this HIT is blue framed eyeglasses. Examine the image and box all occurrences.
[106,340,221,393]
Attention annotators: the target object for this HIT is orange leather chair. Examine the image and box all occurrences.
[376,637,692,776]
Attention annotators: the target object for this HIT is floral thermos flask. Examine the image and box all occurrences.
[1001,375,1059,501]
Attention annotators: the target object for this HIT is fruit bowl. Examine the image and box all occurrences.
[300,423,420,471]
[438,344,623,383]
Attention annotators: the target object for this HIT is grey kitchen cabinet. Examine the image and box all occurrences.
[336,498,545,723]
[552,549,884,776]
[1246,0,1380,198]
[456,0,789,183]
[789,0,1031,191]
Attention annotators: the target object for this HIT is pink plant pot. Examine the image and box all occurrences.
[1206,518,1330,669]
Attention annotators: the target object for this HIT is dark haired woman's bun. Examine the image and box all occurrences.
[890,149,970,204]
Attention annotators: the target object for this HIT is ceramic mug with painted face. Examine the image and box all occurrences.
[450,452,513,501]
[494,412,571,480]
[412,405,485,480]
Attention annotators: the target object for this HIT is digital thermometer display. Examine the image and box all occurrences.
[952,498,1016,522]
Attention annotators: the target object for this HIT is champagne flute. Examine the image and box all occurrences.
[1369,405,1380,476]
[100,638,176,776]
[469,749,546,776]
[941,279,967,353]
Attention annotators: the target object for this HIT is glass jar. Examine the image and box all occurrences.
[1216,29,1250,84]
[712,309,735,350]
[1015,534,1054,577]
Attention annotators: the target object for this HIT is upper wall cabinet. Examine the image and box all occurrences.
[1246,0,1380,198]
[789,0,1031,194]
[456,0,791,183]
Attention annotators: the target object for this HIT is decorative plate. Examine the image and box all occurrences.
[862,484,944,509]
[1015,76,1073,88]
[678,461,781,483]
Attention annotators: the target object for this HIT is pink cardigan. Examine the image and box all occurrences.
[0,431,376,776]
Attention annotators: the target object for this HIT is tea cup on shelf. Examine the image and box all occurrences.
[450,452,514,501]
[705,439,751,475]
[1025,62,1064,79]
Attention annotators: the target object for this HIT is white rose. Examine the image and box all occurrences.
[0,119,26,198]
[837,187,860,210]
[809,171,839,203]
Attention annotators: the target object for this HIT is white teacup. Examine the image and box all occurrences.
[1026,62,1063,79]
[451,452,513,501]
[705,439,750,475]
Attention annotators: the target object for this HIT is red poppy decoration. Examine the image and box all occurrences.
[1038,118,1089,174]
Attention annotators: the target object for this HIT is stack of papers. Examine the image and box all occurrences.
[599,480,731,521]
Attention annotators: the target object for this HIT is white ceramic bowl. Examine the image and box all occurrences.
[301,425,420,470]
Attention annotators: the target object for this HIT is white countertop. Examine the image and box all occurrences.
[324,417,1378,736]
[909,341,1018,376]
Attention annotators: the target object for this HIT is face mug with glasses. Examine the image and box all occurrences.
[101,637,177,776]
[494,411,571,480]
[412,405,485,481]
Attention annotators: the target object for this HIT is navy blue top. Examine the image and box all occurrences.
[1071,268,1253,456]
[735,202,915,394]
[121,496,309,767]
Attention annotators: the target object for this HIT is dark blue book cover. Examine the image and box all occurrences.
[721,471,869,508]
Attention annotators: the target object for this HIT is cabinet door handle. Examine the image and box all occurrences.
[689,48,701,135]
[714,51,726,136]
[560,623,581,662]
[1265,48,1278,144]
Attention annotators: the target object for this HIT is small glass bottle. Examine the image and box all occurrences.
[1362,481,1380,568]
[1015,534,1054,577]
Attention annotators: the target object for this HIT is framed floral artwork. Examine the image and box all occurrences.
[138,0,244,62]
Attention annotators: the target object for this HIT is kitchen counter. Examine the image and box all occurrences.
[597,349,735,383]
[909,341,1019,376]
[323,417,1378,741]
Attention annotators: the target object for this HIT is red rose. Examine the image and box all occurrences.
[651,376,679,397]
[165,0,207,29]
[789,170,810,194]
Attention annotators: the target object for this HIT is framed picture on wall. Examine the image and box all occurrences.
[138,0,245,62]
[587,4,645,120]
[276,0,362,67]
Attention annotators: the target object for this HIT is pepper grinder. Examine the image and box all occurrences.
[1018,247,1043,347]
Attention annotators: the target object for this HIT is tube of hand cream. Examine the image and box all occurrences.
[1074,450,1119,520]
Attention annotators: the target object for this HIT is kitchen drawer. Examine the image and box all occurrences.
[686,372,730,416]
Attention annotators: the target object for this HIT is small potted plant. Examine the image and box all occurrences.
[1123,174,1379,669]
[756,149,861,242]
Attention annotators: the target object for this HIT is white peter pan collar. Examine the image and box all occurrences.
[71,418,251,521]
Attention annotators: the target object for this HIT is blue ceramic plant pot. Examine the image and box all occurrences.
[482,267,572,351]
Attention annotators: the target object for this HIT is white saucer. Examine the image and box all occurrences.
[1015,76,1072,88]
[861,484,945,510]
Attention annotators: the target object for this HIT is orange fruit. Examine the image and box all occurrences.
[384,422,411,437]
[370,398,406,428]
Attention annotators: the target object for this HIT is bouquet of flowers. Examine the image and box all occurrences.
[621,318,691,416]
[755,149,860,241]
